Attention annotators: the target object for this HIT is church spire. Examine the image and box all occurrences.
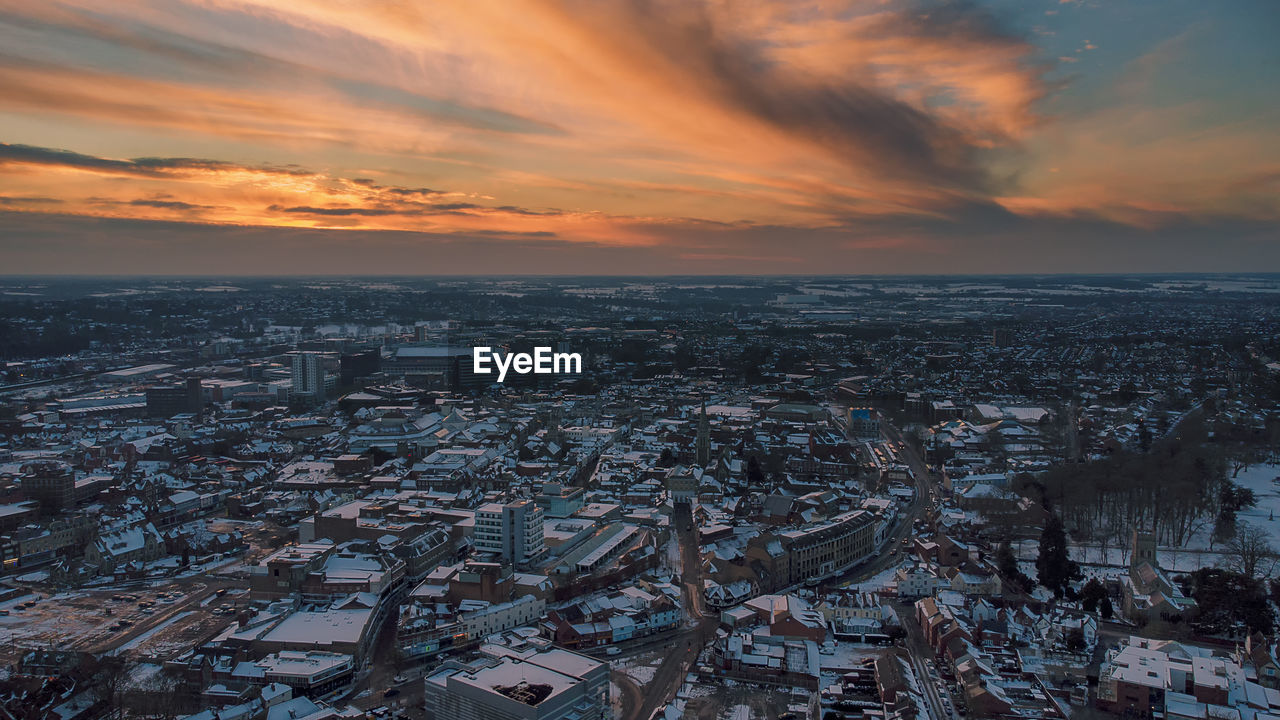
[696,401,711,466]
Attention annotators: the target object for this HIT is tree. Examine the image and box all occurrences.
[1080,578,1107,613]
[1036,513,1081,598]
[1189,567,1274,636]
[1100,595,1114,619]
[93,655,134,719]
[658,448,676,468]
[982,428,1008,465]
[746,455,765,487]
[1225,522,1278,579]
[1064,627,1086,653]
[996,542,1031,593]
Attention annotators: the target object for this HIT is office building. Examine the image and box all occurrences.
[475,500,546,569]
[292,352,327,400]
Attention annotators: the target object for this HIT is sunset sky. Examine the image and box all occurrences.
[0,0,1277,274]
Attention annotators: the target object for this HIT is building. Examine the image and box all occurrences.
[244,651,354,697]
[101,363,177,383]
[145,378,203,417]
[846,407,879,440]
[292,352,327,400]
[382,346,483,389]
[746,510,877,591]
[695,402,711,466]
[1122,529,1197,623]
[339,348,381,385]
[534,483,585,518]
[85,522,163,574]
[475,500,547,569]
[19,461,77,514]
[665,465,701,505]
[424,646,609,720]
[1096,637,1265,719]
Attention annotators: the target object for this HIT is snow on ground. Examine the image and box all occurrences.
[113,611,195,653]
[0,593,37,612]
[615,652,663,686]
[127,662,164,688]
[1228,463,1280,543]
[609,679,624,718]
[820,642,884,671]
[843,563,902,591]
[625,663,658,685]
[1005,465,1280,577]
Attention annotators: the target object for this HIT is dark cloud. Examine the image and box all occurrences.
[0,142,310,177]
[597,0,1034,191]
[270,200,564,218]
[0,195,62,205]
[270,205,400,217]
[128,199,217,210]
[381,187,447,198]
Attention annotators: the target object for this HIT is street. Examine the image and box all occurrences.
[624,502,719,720]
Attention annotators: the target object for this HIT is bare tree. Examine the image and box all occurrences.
[1225,521,1279,578]
[92,655,134,719]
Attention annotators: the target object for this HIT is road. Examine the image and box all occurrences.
[835,411,959,719]
[345,601,426,720]
[620,413,936,718]
[900,603,959,720]
[624,502,719,720]
[829,415,935,587]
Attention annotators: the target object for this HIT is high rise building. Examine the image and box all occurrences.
[292,351,326,400]
[339,347,381,385]
[474,500,546,569]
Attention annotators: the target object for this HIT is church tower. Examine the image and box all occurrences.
[696,401,711,467]
[1131,528,1157,569]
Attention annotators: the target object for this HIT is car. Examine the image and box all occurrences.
[605,647,621,656]
[383,688,400,698]
[393,675,407,684]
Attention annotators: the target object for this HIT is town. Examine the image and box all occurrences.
[1,274,1279,720]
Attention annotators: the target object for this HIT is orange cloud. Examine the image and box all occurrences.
[0,0,1274,258]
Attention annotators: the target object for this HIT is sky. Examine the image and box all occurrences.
[0,0,1277,275]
